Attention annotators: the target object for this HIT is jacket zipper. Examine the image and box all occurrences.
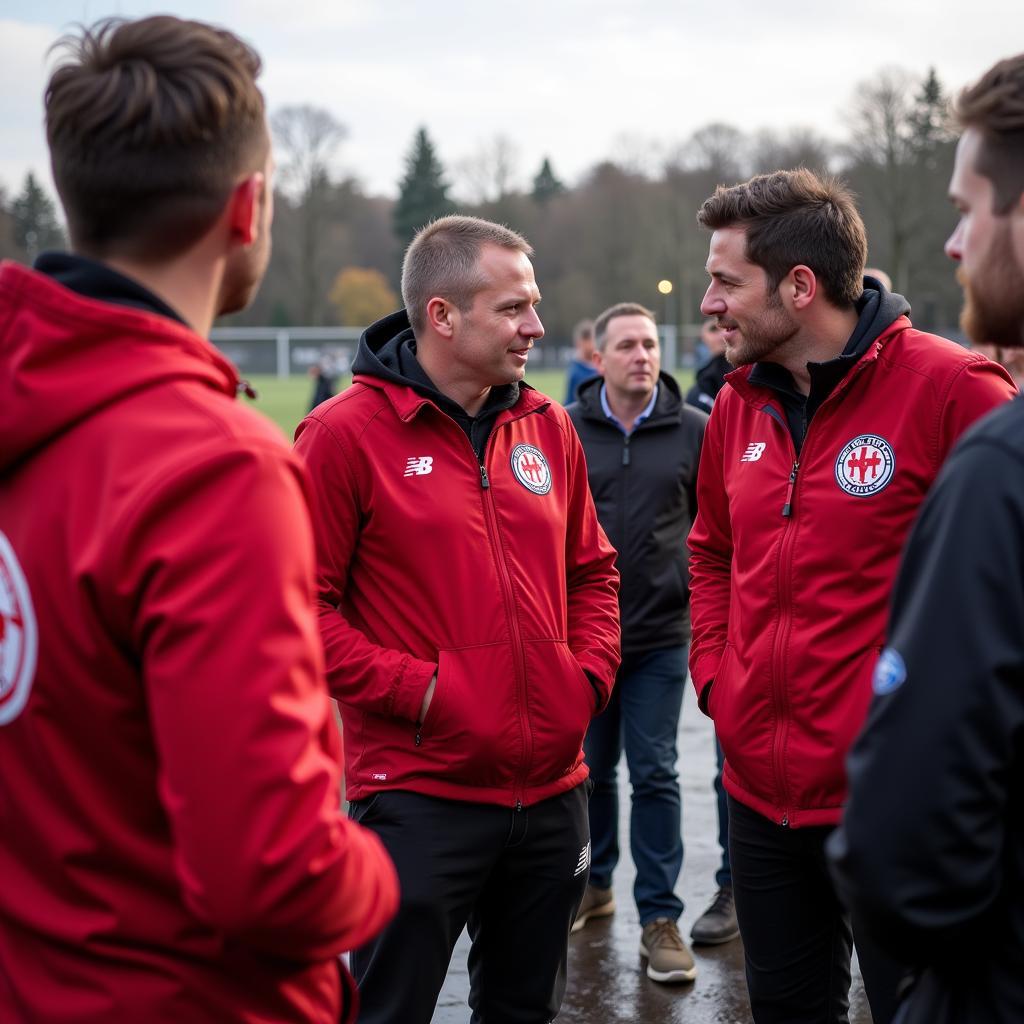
[764,354,877,824]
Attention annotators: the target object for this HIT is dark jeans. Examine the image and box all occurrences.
[584,644,686,924]
[349,786,590,1024]
[728,796,905,1024]
[714,735,731,887]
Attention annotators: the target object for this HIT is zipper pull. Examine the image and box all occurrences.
[782,461,800,517]
[414,730,422,747]
[621,436,631,467]
[237,378,257,400]
[515,800,523,812]
[479,463,490,489]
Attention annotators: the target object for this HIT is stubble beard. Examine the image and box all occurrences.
[724,287,800,368]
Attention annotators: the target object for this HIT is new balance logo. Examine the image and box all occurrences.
[741,442,767,463]
[404,456,434,477]
[573,840,591,878]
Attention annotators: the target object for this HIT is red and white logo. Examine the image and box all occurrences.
[835,434,895,497]
[0,531,38,725]
[510,444,552,495]
[404,456,434,477]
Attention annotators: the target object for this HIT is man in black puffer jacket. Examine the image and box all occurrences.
[567,302,709,984]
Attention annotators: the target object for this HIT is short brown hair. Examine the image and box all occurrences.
[401,215,533,334]
[46,16,267,260]
[697,168,867,308]
[593,302,656,351]
[955,54,1024,214]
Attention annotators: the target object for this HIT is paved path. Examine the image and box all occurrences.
[433,685,872,1023]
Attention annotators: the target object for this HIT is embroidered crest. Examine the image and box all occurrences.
[835,434,895,497]
[0,531,38,726]
[510,444,552,495]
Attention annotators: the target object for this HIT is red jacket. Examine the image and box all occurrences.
[0,261,398,1023]
[293,335,620,808]
[688,318,1015,828]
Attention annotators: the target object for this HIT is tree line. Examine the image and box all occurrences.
[0,65,963,345]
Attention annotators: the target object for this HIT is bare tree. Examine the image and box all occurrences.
[271,105,347,325]
[455,135,522,204]
[749,128,833,176]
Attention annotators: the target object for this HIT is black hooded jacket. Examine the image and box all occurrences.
[568,373,707,655]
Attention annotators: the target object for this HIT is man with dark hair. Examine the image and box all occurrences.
[294,214,620,1024]
[567,302,708,983]
[829,53,1024,1024]
[0,16,398,1024]
[565,317,599,404]
[687,167,1015,1023]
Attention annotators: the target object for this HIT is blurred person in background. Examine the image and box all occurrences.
[567,302,709,983]
[564,316,600,404]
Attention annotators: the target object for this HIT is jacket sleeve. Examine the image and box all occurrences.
[115,441,398,959]
[687,402,732,713]
[293,415,437,723]
[936,355,1015,458]
[827,434,1024,967]
[560,411,621,710]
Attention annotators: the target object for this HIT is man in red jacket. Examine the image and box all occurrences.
[294,214,621,1024]
[0,16,397,1024]
[687,168,1015,1024]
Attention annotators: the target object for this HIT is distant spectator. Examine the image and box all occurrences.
[309,349,341,410]
[864,266,893,291]
[565,318,600,403]
[685,318,731,413]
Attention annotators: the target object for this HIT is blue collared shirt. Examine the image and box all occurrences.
[600,383,659,435]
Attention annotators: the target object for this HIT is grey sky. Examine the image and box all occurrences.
[1,0,1020,202]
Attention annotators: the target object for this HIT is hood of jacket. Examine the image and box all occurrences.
[0,260,239,474]
[572,369,684,427]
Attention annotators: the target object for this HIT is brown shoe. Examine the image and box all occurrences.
[570,885,615,934]
[639,917,697,983]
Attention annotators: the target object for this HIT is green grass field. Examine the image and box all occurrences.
[244,368,695,439]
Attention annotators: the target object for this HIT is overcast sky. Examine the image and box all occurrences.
[1,0,1021,203]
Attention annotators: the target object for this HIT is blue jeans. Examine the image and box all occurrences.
[584,645,686,925]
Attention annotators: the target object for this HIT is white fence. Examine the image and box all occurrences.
[209,324,708,378]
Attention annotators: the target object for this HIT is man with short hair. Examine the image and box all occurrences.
[564,317,600,403]
[829,53,1024,1024]
[294,214,621,1024]
[686,317,731,412]
[687,167,1015,1023]
[0,16,397,1024]
[567,302,707,983]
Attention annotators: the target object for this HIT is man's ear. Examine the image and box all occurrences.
[228,172,264,246]
[787,265,817,311]
[425,296,455,338]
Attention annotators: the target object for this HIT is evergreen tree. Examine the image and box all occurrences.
[531,157,565,204]
[393,127,454,248]
[11,172,65,259]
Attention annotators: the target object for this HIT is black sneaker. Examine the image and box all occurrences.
[690,885,740,945]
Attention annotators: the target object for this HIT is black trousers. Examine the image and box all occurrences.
[728,796,906,1024]
[349,786,591,1024]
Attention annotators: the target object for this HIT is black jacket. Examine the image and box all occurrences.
[568,373,706,654]
[684,353,731,412]
[828,395,1024,1024]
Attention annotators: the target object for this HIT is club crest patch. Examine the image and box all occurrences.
[510,444,552,495]
[835,434,895,497]
[0,531,38,726]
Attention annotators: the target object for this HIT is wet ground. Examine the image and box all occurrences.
[433,685,872,1023]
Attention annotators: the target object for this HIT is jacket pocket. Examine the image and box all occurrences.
[521,640,595,784]
[706,642,734,722]
[415,644,520,787]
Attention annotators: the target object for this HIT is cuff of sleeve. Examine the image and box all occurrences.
[392,657,439,723]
